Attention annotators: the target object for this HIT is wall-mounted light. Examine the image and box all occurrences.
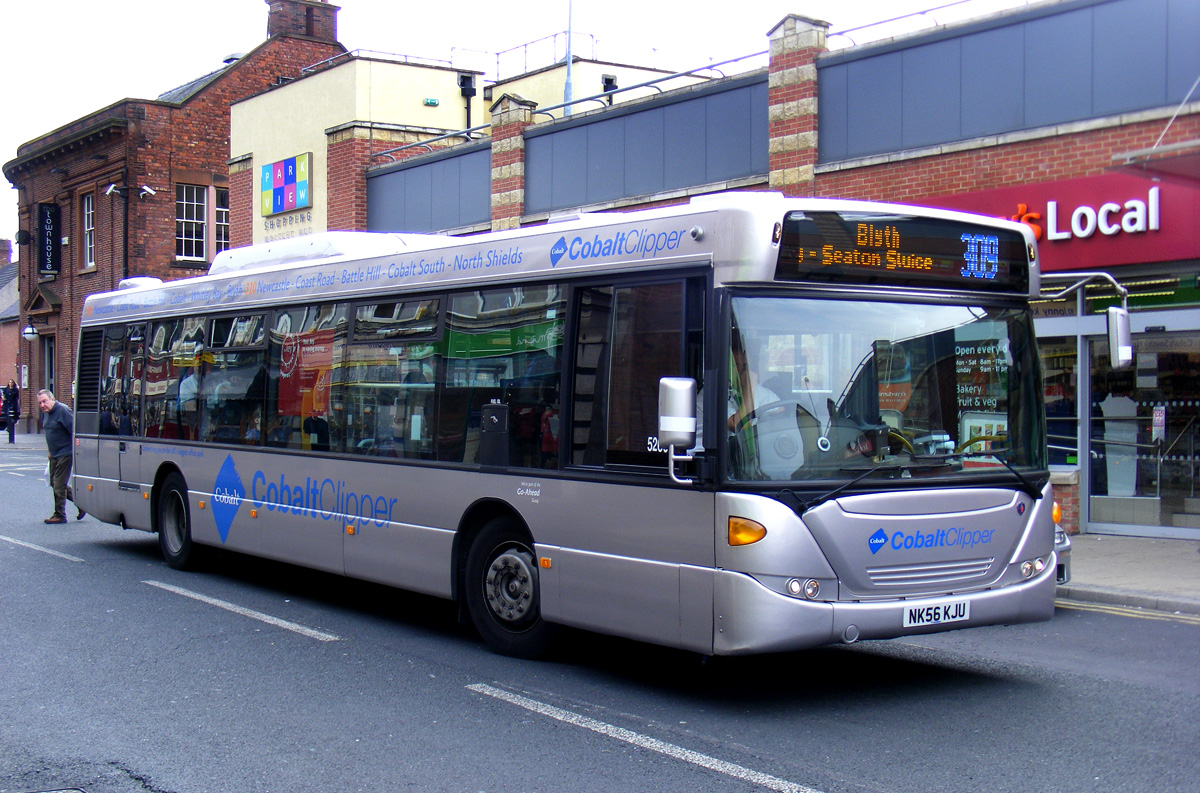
[21,325,38,342]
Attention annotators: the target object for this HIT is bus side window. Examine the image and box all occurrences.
[267,303,348,453]
[438,285,563,467]
[571,281,685,468]
[341,299,438,459]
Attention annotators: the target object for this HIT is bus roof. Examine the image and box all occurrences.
[81,192,1038,325]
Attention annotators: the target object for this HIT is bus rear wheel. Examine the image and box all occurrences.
[465,517,557,658]
[158,472,197,570]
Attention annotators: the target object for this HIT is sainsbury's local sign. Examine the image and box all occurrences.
[923,173,1199,273]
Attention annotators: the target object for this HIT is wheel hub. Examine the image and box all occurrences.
[484,549,537,624]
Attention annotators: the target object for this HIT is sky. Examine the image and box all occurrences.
[0,0,1031,252]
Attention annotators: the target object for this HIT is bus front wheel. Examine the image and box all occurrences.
[464,517,557,658]
[158,472,196,570]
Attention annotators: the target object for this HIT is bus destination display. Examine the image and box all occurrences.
[775,211,1029,293]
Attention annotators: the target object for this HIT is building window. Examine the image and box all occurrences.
[81,192,96,269]
[216,187,230,255]
[176,184,207,261]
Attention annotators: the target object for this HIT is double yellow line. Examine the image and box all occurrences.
[1056,599,1200,626]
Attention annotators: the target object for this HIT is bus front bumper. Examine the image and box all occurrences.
[711,555,1058,655]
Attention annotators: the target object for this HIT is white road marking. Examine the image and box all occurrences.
[0,534,86,563]
[466,683,822,793]
[143,580,340,642]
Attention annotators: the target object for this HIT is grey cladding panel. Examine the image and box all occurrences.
[459,149,491,224]
[524,80,766,214]
[902,39,962,149]
[402,166,434,232]
[588,117,626,204]
[551,126,588,209]
[366,169,404,231]
[1024,7,1093,127]
[750,81,770,175]
[1093,0,1167,115]
[525,135,553,215]
[818,66,849,163]
[624,111,665,197]
[663,100,707,189]
[365,149,489,233]
[847,53,903,158]
[961,25,1025,139]
[1167,0,1200,99]
[819,0,1198,163]
[430,158,461,228]
[706,87,755,179]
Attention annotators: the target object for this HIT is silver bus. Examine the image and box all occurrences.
[74,192,1068,657]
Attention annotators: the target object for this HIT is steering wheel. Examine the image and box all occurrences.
[731,400,813,480]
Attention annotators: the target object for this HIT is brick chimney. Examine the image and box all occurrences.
[0,239,10,266]
[267,0,338,42]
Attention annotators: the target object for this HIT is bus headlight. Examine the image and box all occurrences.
[785,578,822,599]
[1020,557,1047,578]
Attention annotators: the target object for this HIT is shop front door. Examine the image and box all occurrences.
[1088,331,1200,539]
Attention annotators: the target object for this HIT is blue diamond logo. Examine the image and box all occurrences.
[868,529,888,555]
[550,236,567,266]
[211,454,245,544]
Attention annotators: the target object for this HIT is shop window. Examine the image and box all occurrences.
[1040,336,1078,465]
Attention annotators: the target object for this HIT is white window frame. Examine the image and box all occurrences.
[176,184,207,262]
[216,187,230,255]
[176,184,231,264]
[82,192,96,269]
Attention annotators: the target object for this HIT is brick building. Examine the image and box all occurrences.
[2,0,344,430]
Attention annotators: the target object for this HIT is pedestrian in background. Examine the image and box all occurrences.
[37,389,84,524]
[3,379,19,443]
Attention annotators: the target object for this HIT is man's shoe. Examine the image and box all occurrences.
[43,516,66,524]
[76,507,86,520]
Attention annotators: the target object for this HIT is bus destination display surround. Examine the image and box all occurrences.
[776,210,1029,293]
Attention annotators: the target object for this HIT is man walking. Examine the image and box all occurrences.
[38,389,84,524]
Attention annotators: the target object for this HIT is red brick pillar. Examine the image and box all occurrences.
[1051,469,1082,535]
[228,155,255,249]
[489,94,537,231]
[767,15,828,197]
[327,127,374,231]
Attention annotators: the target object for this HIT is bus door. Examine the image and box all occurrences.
[97,324,148,518]
[541,277,716,650]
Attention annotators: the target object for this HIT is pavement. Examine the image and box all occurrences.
[4,430,1198,616]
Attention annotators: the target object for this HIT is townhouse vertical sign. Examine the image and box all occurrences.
[36,202,61,279]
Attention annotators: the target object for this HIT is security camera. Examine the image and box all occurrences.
[139,185,157,197]
[105,184,119,196]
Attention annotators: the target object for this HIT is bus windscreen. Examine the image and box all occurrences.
[775,210,1029,293]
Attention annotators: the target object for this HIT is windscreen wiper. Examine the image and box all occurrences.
[906,448,1043,501]
[799,464,904,512]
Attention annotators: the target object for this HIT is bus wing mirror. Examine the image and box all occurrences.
[1107,307,1133,369]
[658,377,696,484]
